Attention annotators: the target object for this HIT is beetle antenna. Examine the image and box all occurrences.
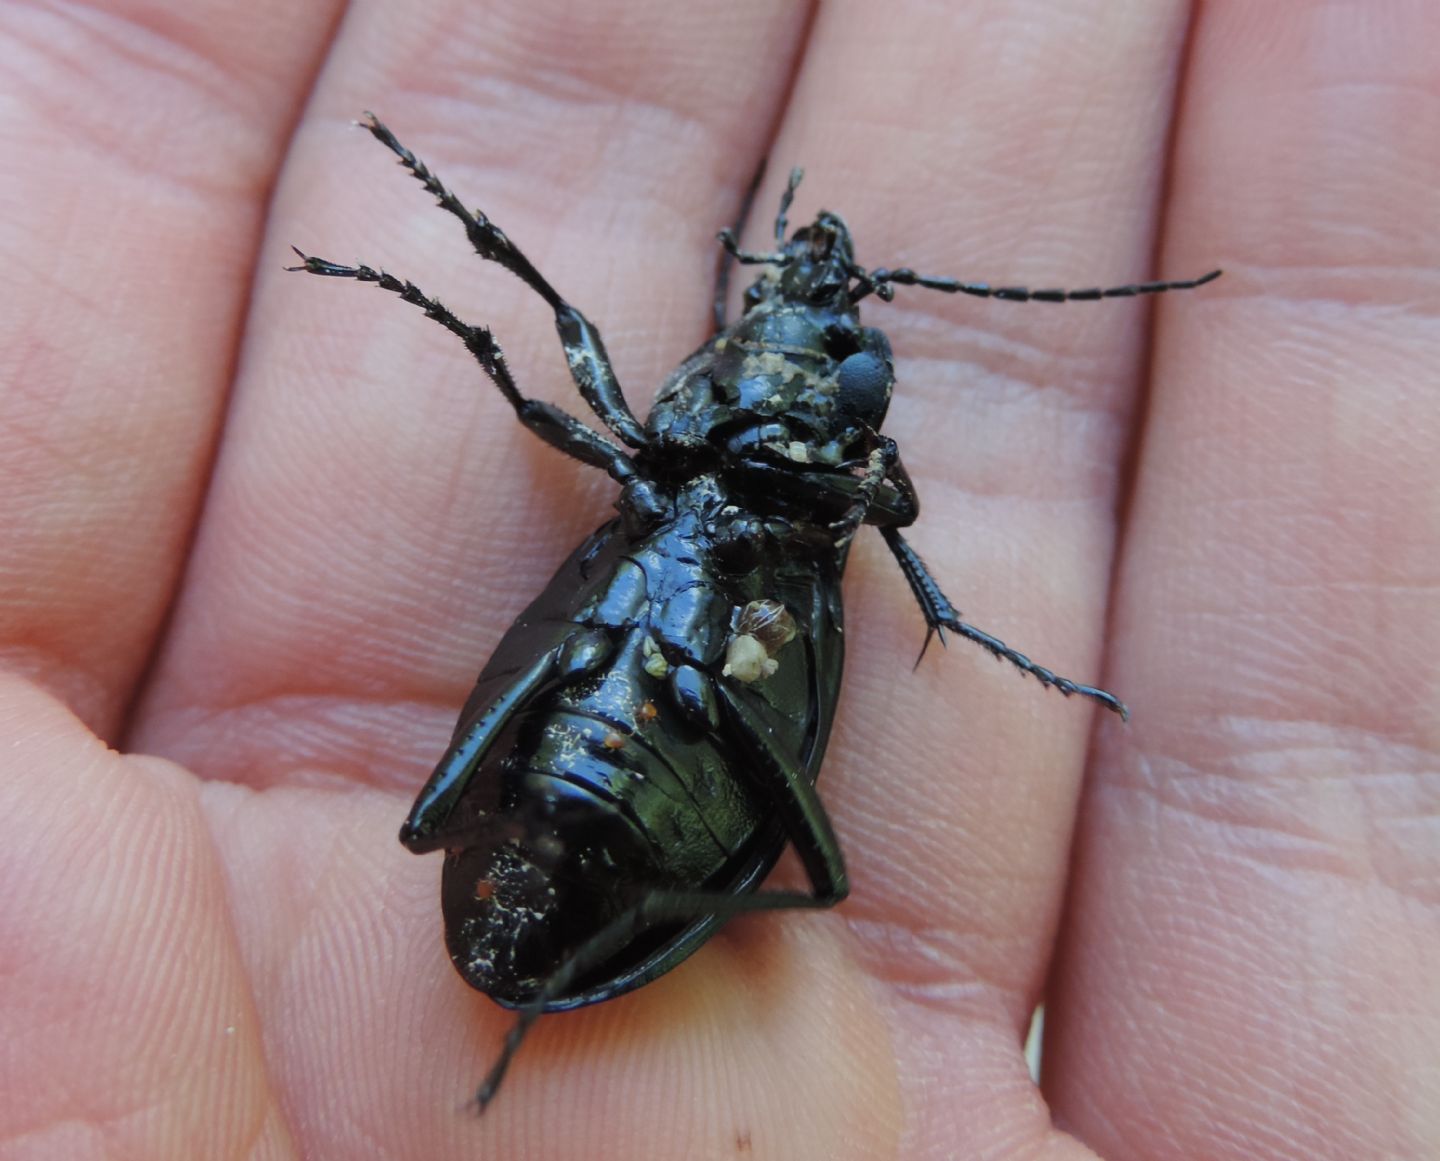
[853,265,1221,305]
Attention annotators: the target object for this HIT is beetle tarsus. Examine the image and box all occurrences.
[943,617,1130,719]
[359,113,648,448]
[882,526,1127,717]
[287,251,638,483]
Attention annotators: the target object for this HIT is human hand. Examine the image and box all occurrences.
[2,3,1434,1159]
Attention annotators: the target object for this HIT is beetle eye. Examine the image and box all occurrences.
[835,350,891,420]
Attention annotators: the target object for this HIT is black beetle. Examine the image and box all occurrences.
[291,114,1219,1108]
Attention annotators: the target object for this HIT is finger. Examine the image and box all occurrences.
[720,1,1210,1155]
[0,3,345,735]
[131,0,814,790]
[1049,6,1440,1160]
[0,676,292,1157]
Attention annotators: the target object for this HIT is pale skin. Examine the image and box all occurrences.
[1,2,1437,1158]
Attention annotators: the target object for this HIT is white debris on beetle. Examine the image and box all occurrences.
[722,634,776,682]
[722,599,798,683]
[741,350,794,380]
[641,635,669,678]
[786,441,809,463]
[542,720,585,765]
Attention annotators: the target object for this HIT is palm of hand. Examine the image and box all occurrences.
[3,4,1436,1160]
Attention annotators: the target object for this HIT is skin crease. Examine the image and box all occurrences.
[0,0,1436,1158]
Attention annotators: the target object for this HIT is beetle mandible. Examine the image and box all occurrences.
[290,114,1220,1108]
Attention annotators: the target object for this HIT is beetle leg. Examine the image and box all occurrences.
[288,251,639,485]
[880,526,1129,718]
[401,626,618,851]
[734,455,919,533]
[474,880,839,1111]
[828,436,900,549]
[712,157,768,332]
[356,114,648,448]
[776,451,1126,718]
[715,685,849,901]
[874,454,921,526]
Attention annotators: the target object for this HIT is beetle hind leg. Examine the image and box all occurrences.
[473,883,843,1112]
[359,113,647,449]
[474,680,851,1111]
[881,526,1129,718]
[286,251,637,483]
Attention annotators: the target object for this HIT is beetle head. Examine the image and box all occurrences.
[743,210,859,315]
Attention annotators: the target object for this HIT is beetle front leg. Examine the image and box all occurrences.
[401,625,619,851]
[361,114,647,449]
[880,526,1129,718]
[828,436,903,549]
[288,253,638,485]
[715,165,806,272]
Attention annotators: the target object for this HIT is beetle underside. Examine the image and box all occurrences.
[292,113,1218,1110]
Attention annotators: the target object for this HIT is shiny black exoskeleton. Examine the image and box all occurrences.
[291,115,1219,1108]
